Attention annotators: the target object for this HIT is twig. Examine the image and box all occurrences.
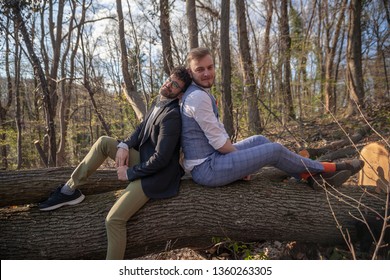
[324,184,356,259]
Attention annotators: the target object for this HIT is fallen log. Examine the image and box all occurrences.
[0,167,127,207]
[300,124,371,159]
[0,172,387,259]
[317,145,364,161]
[0,167,288,207]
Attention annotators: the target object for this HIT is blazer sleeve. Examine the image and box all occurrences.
[122,121,145,149]
[126,109,181,181]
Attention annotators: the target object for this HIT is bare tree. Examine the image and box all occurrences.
[80,26,112,137]
[323,0,348,113]
[220,0,234,138]
[160,0,174,75]
[1,17,14,169]
[10,1,57,167]
[259,0,274,118]
[116,0,146,121]
[345,0,364,117]
[235,0,262,134]
[279,0,295,120]
[57,0,86,166]
[186,0,199,49]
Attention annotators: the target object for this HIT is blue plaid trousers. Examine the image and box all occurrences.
[191,135,324,187]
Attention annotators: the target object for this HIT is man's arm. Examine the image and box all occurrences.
[184,91,230,151]
[217,139,237,154]
[125,110,181,181]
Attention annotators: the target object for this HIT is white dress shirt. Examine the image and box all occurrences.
[181,85,229,171]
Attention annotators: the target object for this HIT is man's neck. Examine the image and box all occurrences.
[192,82,211,92]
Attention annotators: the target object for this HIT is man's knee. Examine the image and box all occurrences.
[271,142,283,153]
[252,135,271,144]
[105,214,124,230]
[97,135,114,146]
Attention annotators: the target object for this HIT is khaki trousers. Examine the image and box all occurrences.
[66,136,149,260]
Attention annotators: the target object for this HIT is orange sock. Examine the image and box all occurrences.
[300,162,336,180]
[300,172,311,180]
[321,162,336,173]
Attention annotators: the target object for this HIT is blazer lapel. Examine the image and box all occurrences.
[140,105,165,146]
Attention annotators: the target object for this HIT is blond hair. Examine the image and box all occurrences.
[186,47,212,67]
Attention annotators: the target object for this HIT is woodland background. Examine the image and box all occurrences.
[0,0,389,260]
[0,0,388,168]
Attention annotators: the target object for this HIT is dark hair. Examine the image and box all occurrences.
[186,47,211,67]
[171,66,192,92]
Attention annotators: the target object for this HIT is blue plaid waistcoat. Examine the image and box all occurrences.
[181,85,219,160]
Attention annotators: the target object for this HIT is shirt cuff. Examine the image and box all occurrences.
[117,142,129,150]
[211,137,230,150]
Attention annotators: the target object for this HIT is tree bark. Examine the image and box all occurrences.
[0,167,288,208]
[57,0,84,166]
[116,0,146,121]
[0,174,385,260]
[1,17,13,170]
[160,0,174,76]
[345,0,364,117]
[300,124,371,159]
[323,0,348,113]
[13,4,57,166]
[235,0,262,134]
[280,0,295,120]
[220,0,234,138]
[186,0,199,49]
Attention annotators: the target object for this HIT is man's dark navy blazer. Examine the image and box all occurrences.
[123,99,183,199]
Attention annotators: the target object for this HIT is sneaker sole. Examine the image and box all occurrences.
[39,194,85,211]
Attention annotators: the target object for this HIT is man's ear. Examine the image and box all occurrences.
[187,68,192,77]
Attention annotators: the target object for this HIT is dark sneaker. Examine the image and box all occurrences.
[307,170,352,188]
[336,159,365,176]
[39,185,85,211]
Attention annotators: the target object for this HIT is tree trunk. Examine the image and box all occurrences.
[299,124,371,159]
[220,0,234,138]
[280,0,295,120]
[260,0,273,121]
[323,0,348,113]
[13,5,57,167]
[235,0,262,134]
[186,0,199,49]
[1,17,13,170]
[57,0,84,166]
[0,167,288,208]
[345,0,364,117]
[0,172,385,259]
[160,0,174,76]
[116,0,146,121]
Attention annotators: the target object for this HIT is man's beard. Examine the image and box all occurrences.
[160,88,179,99]
[194,77,214,88]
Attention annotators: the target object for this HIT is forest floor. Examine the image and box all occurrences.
[137,101,390,260]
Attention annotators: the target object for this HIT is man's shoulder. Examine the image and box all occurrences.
[164,100,181,115]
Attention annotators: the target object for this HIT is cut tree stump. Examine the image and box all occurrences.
[0,168,387,260]
[358,142,389,193]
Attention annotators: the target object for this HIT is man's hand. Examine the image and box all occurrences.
[115,148,129,167]
[117,165,128,181]
[217,139,237,154]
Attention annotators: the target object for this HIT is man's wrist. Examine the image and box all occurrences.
[117,142,129,150]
